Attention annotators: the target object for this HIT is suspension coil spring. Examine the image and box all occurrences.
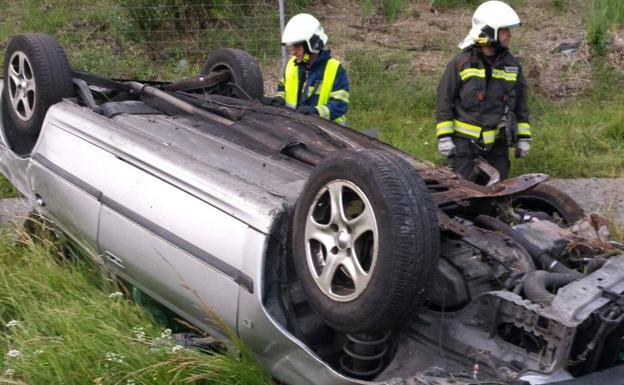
[339,331,391,380]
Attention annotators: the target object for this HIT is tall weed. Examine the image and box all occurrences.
[552,0,565,11]
[382,0,408,22]
[287,0,311,11]
[347,49,439,161]
[360,0,409,22]
[0,226,273,384]
[123,0,281,60]
[587,0,624,54]
[430,0,478,9]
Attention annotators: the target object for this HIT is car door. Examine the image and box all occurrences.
[29,122,106,257]
[95,154,251,332]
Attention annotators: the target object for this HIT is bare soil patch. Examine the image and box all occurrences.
[307,0,621,99]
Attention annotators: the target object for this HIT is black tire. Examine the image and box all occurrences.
[2,34,73,155]
[292,149,440,333]
[201,48,264,100]
[511,183,584,224]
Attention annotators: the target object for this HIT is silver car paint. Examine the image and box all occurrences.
[0,88,385,385]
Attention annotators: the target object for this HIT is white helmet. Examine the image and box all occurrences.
[282,13,328,54]
[458,1,521,49]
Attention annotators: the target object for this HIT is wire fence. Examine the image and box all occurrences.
[0,0,465,94]
[122,2,283,59]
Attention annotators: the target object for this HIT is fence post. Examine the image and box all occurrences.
[278,0,287,71]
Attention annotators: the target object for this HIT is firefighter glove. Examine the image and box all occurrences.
[437,136,456,157]
[296,105,318,115]
[515,139,530,158]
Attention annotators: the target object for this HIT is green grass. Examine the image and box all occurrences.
[552,0,565,11]
[0,0,160,78]
[430,0,478,9]
[587,0,624,54]
[0,176,18,199]
[347,50,439,161]
[380,0,409,22]
[0,225,273,384]
[0,0,285,80]
[360,0,410,22]
[430,0,527,10]
[512,65,624,177]
[346,48,624,177]
[511,98,624,177]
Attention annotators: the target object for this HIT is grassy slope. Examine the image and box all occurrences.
[0,1,619,383]
[513,73,624,177]
[0,4,278,383]
[0,226,273,384]
[347,52,624,178]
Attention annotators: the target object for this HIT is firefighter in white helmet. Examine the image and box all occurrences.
[262,13,350,125]
[435,1,531,184]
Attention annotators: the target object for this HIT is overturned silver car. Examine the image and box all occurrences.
[1,34,624,385]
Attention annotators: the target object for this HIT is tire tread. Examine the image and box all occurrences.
[201,48,264,100]
[292,149,440,333]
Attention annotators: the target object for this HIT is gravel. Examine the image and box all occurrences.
[548,178,624,228]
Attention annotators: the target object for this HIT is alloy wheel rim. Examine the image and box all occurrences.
[7,51,36,121]
[304,179,379,302]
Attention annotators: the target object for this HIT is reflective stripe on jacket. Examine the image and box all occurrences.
[276,50,349,124]
[436,47,531,145]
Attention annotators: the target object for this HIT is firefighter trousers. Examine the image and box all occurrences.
[450,136,510,185]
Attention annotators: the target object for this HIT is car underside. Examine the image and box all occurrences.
[1,34,623,385]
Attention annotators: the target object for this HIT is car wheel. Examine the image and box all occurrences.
[2,34,73,155]
[292,149,440,333]
[511,183,584,224]
[201,48,264,100]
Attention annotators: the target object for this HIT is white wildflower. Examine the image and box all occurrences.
[108,291,123,299]
[105,352,124,364]
[5,320,19,328]
[171,345,184,353]
[6,349,21,358]
[3,368,14,377]
[160,328,172,339]
[132,327,146,341]
[126,380,136,385]
[33,349,44,355]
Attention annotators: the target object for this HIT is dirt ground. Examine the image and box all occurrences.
[302,0,621,98]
